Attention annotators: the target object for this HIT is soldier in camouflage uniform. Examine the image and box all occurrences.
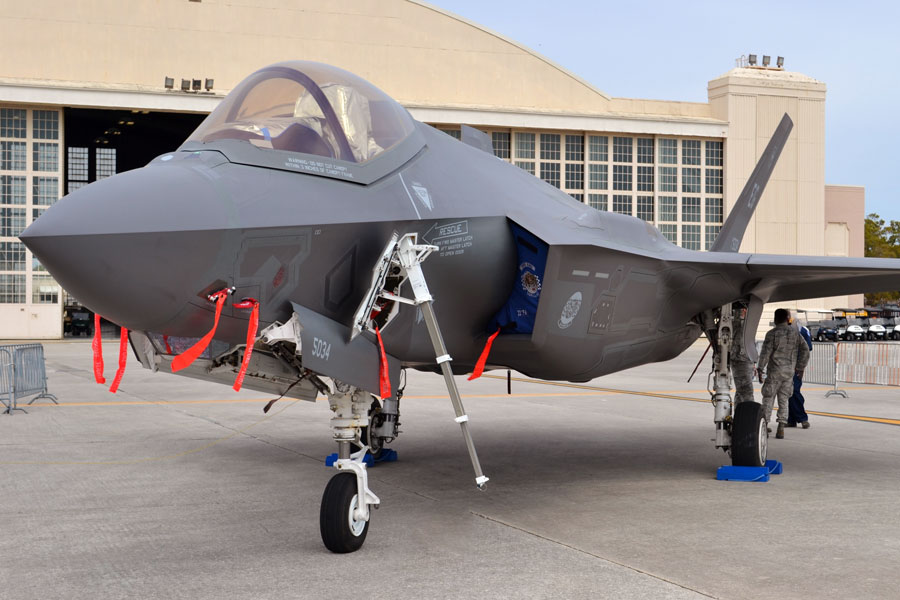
[757,308,810,439]
[729,303,756,404]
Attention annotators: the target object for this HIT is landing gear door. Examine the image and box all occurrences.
[291,302,401,396]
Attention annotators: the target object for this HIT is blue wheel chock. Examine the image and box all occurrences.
[325,448,398,467]
[716,459,783,482]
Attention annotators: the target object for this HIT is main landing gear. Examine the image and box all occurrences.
[704,302,767,468]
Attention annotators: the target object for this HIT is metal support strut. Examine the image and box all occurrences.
[357,233,489,489]
[709,303,734,452]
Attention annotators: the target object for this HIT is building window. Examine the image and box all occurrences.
[658,166,677,192]
[613,165,632,191]
[33,177,58,206]
[491,132,510,159]
[565,135,584,161]
[705,168,723,195]
[682,225,701,250]
[659,139,677,164]
[0,241,26,271]
[569,193,584,203]
[706,140,723,166]
[589,164,608,190]
[515,161,535,175]
[33,142,58,171]
[540,134,560,160]
[96,148,116,179]
[682,167,701,194]
[705,225,722,250]
[589,135,608,162]
[705,197,723,223]
[1,141,27,171]
[637,138,654,164]
[437,127,460,140]
[1,175,26,205]
[682,139,701,165]
[31,207,45,222]
[32,110,59,140]
[637,166,654,192]
[612,194,632,216]
[0,274,26,303]
[516,133,535,159]
[0,108,27,138]
[682,197,701,223]
[659,224,677,243]
[540,162,560,187]
[1,207,26,237]
[565,163,583,190]
[613,137,632,163]
[636,196,654,222]
[658,196,677,222]
[32,273,59,304]
[588,193,607,211]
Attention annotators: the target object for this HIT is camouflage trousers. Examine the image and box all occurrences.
[731,357,756,404]
[761,373,793,425]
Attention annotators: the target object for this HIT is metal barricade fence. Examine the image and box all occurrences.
[835,342,900,387]
[0,347,15,414]
[807,342,848,397]
[0,343,57,415]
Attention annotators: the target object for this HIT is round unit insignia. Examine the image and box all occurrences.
[558,291,583,329]
[519,262,542,297]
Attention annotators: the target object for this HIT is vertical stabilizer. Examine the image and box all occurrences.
[710,114,793,253]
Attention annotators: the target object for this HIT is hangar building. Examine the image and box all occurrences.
[0,0,864,338]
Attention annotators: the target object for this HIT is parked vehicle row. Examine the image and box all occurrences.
[798,308,900,342]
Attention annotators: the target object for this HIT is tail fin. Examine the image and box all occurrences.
[710,113,793,252]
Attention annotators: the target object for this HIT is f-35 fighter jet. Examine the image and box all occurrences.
[21,61,900,553]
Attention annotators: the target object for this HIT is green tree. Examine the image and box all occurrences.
[864,213,900,306]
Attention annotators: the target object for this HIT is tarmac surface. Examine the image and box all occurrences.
[2,339,900,599]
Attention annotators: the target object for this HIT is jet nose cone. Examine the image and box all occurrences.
[21,156,231,331]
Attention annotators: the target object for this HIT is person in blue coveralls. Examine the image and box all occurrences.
[788,315,813,428]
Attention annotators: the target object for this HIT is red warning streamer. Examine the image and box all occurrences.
[92,313,106,384]
[468,328,501,381]
[172,289,230,373]
[375,326,391,399]
[109,327,129,394]
[232,298,260,392]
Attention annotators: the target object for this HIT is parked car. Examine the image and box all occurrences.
[797,309,840,342]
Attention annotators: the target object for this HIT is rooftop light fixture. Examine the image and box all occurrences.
[164,76,174,89]
[192,79,201,91]
[180,79,190,91]
[762,55,771,67]
[777,56,784,68]
[205,78,214,91]
[748,54,757,66]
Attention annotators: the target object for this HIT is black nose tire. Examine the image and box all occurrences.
[732,401,767,467]
[320,472,370,553]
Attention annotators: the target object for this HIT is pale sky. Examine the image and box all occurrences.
[431,0,900,221]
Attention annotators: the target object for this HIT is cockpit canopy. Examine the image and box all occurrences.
[186,61,416,163]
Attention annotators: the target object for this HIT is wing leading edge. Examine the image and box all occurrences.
[741,254,900,304]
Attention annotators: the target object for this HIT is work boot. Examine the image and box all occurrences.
[801,421,811,429]
[786,422,797,428]
[776,424,785,439]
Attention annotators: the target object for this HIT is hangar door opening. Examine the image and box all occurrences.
[60,108,205,336]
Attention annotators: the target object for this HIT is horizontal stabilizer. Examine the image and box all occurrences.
[711,114,793,252]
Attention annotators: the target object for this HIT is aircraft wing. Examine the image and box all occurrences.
[742,254,900,303]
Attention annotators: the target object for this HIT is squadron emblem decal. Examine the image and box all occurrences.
[519,262,542,297]
[558,291,583,329]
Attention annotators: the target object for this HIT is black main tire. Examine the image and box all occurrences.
[816,332,826,342]
[320,472,369,553]
[732,401,767,467]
